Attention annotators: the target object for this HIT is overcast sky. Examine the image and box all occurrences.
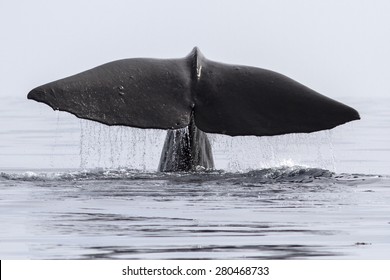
[1,0,389,101]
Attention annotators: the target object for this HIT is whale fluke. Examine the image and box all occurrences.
[27,47,359,136]
[28,47,360,171]
[194,59,360,136]
[28,56,194,130]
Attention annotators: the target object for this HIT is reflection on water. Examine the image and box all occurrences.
[1,168,389,259]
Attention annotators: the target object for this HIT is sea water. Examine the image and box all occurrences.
[0,96,389,259]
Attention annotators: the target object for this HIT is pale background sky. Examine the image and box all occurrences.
[1,0,389,173]
[1,0,389,100]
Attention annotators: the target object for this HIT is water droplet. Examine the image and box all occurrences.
[114,85,125,96]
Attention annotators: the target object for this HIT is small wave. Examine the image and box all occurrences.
[0,168,145,181]
[1,166,382,185]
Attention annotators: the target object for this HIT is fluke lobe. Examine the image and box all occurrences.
[28,47,360,171]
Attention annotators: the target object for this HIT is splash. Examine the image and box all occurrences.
[49,117,338,172]
[209,130,336,172]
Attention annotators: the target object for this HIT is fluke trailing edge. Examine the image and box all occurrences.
[28,47,360,171]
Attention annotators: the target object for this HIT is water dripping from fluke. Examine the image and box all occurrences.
[76,119,339,174]
[79,120,166,171]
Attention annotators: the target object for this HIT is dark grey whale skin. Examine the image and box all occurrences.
[27,47,360,171]
[158,114,214,172]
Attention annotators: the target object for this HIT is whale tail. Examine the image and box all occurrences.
[28,47,360,137]
[158,113,214,172]
[28,47,360,171]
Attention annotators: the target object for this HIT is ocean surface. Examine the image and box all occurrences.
[0,96,389,259]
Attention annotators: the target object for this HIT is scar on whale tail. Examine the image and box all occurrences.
[28,47,360,172]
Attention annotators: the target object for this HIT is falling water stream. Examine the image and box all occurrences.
[78,119,336,172]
